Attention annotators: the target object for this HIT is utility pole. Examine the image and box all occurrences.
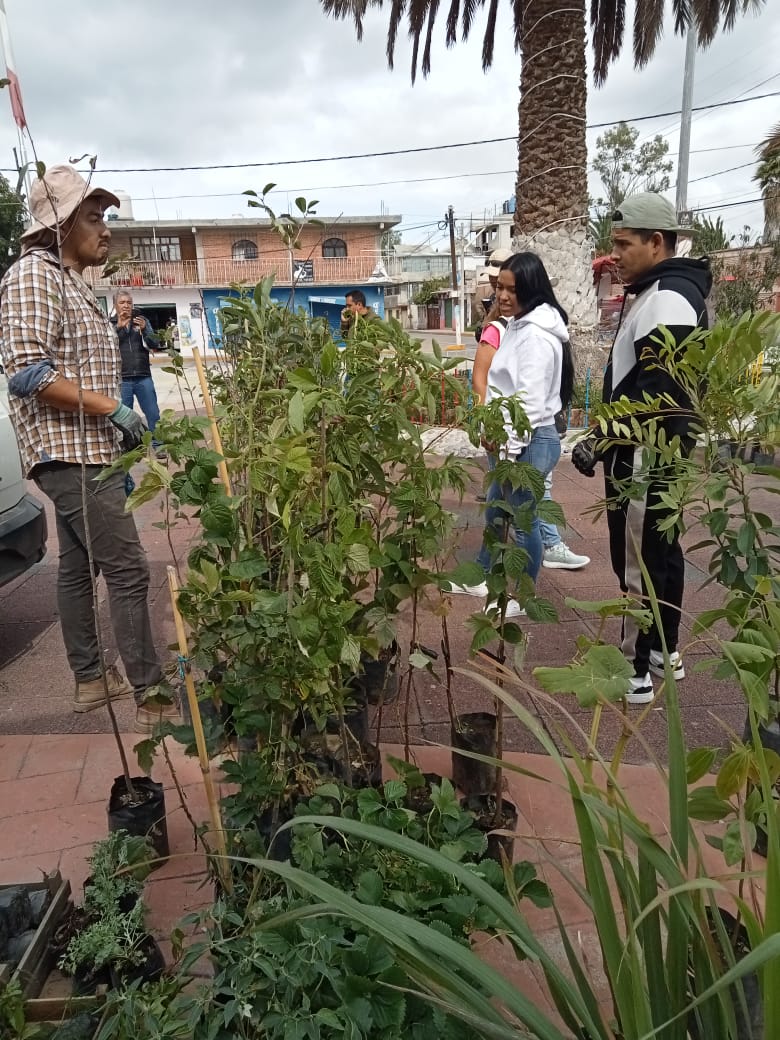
[676,26,697,217]
[446,205,461,340]
[458,222,467,334]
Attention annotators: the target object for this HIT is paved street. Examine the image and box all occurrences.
[0,356,759,765]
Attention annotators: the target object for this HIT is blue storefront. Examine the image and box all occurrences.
[200,284,385,348]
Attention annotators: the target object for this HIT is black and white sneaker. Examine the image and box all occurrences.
[625,673,654,705]
[649,650,685,681]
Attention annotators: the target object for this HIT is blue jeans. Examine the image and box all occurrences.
[476,425,561,581]
[121,376,160,437]
[539,471,562,550]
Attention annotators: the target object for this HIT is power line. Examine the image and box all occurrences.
[4,91,775,177]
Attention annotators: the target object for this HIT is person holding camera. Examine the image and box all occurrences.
[572,193,711,704]
[112,290,164,451]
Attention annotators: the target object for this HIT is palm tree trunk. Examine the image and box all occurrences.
[513,0,595,328]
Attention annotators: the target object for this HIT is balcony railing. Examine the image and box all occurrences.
[86,255,387,290]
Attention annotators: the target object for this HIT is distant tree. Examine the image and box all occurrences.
[691,215,732,255]
[588,210,614,256]
[712,226,780,320]
[592,122,674,213]
[754,121,780,242]
[381,228,402,262]
[0,173,25,278]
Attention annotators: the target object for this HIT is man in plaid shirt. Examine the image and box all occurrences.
[0,165,178,733]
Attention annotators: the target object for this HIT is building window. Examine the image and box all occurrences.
[130,236,181,262]
[232,239,258,261]
[322,237,347,258]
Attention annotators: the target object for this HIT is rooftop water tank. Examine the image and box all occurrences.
[108,190,134,221]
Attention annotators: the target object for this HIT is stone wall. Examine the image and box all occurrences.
[512,225,597,329]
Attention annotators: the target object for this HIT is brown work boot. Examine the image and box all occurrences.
[73,664,133,713]
[136,686,183,736]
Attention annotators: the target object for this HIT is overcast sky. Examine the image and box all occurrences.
[0,0,777,248]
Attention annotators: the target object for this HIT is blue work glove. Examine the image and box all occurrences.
[108,403,147,451]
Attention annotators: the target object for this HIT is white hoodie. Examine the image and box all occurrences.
[484,303,567,456]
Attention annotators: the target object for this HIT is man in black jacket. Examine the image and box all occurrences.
[112,290,164,445]
[573,193,712,704]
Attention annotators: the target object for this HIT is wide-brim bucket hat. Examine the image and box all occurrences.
[21,164,120,241]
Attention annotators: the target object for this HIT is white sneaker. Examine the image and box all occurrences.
[625,673,654,705]
[447,581,489,597]
[542,542,591,570]
[649,650,685,680]
[485,598,526,618]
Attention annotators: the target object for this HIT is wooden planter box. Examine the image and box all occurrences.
[0,872,72,999]
[23,996,107,1038]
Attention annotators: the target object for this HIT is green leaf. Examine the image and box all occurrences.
[382,779,407,802]
[687,786,732,821]
[133,738,156,774]
[356,869,383,905]
[288,389,305,433]
[409,651,433,669]
[533,644,633,707]
[346,543,371,573]
[686,747,717,784]
[716,747,751,799]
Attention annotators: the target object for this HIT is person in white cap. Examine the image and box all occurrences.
[572,192,712,705]
[0,164,179,733]
[473,247,513,345]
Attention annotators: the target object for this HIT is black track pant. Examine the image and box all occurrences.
[604,445,685,677]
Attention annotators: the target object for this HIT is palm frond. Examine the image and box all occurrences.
[386,0,407,67]
[461,0,486,38]
[481,0,500,70]
[590,0,626,86]
[319,0,379,40]
[511,0,523,51]
[444,0,461,45]
[421,0,441,77]
[756,122,780,164]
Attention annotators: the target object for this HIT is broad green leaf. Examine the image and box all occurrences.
[686,747,717,784]
[534,644,633,707]
[288,389,305,433]
[715,748,751,799]
[687,786,732,821]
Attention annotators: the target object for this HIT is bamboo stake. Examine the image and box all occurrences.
[192,346,233,497]
[167,565,232,893]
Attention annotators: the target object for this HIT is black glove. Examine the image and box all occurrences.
[571,435,602,478]
[108,403,148,451]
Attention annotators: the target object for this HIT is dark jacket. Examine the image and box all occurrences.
[603,257,712,440]
[111,317,161,379]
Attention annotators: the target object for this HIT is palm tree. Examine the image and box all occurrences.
[755,122,780,242]
[320,0,766,327]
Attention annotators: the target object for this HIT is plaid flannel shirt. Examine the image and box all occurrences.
[0,249,122,476]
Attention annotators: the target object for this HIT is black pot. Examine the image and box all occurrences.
[461,795,518,864]
[71,960,111,997]
[325,699,370,745]
[255,800,297,862]
[359,643,400,706]
[451,712,497,796]
[108,933,165,990]
[107,776,169,864]
[404,772,444,815]
[743,717,780,755]
[753,450,776,467]
[687,906,763,1040]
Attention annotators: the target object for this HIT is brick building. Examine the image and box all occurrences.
[85,212,401,353]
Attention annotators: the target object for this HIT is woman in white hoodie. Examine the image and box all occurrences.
[452,252,574,613]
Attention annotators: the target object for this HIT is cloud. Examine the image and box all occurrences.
[0,0,776,238]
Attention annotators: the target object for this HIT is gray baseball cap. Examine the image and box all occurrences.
[611,193,680,232]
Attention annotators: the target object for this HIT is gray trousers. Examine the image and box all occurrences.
[33,463,163,703]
